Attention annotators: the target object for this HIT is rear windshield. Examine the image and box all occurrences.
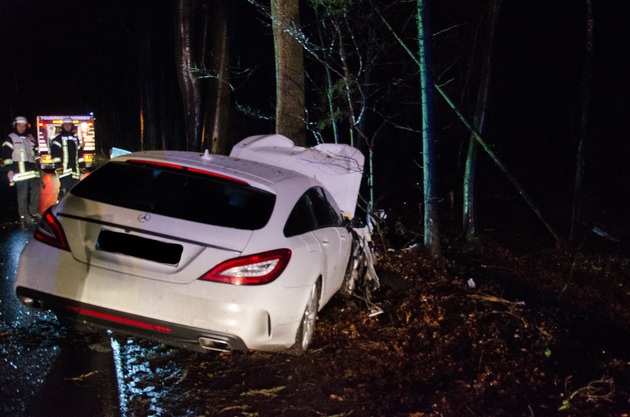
[71,161,276,230]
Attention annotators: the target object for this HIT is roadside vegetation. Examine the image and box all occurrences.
[119,209,630,417]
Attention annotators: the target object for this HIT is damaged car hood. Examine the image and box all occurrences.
[230,134,364,220]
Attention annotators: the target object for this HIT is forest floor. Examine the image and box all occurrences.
[118,205,630,417]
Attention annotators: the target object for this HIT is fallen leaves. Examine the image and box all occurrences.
[118,228,630,417]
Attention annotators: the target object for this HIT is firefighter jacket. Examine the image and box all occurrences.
[51,133,85,180]
[1,132,41,182]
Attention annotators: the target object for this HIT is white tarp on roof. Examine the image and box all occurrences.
[230,134,364,219]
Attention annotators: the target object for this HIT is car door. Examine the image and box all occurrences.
[284,187,348,300]
[308,187,348,300]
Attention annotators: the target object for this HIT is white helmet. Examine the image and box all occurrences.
[63,118,73,124]
[13,116,28,127]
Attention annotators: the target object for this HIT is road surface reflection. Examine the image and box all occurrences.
[0,222,120,416]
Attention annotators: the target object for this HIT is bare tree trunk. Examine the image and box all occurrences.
[139,21,174,151]
[204,0,231,155]
[380,1,560,244]
[272,0,306,146]
[437,85,562,243]
[174,0,202,151]
[418,0,441,257]
[570,0,594,240]
[463,0,502,241]
[139,27,152,152]
[313,6,339,143]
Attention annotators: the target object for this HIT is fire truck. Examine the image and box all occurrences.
[36,115,96,169]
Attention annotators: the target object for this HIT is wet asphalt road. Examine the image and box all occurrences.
[0,222,121,417]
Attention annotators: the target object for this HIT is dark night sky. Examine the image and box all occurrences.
[2,0,136,113]
[1,0,629,225]
[491,0,630,217]
[0,0,274,150]
[1,0,177,150]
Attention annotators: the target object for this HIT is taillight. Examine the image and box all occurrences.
[200,249,291,285]
[34,207,70,251]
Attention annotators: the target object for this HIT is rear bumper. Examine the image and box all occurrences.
[16,286,248,353]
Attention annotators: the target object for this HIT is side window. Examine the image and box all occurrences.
[310,187,342,228]
[284,191,317,237]
[284,187,342,237]
[321,188,344,226]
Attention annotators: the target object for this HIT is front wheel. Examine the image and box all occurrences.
[288,280,321,355]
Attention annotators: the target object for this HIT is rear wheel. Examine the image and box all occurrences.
[288,280,321,355]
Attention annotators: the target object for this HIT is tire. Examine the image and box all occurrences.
[288,280,321,355]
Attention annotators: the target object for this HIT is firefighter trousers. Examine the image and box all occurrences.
[59,175,79,199]
[15,177,40,219]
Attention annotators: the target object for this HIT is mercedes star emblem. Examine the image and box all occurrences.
[138,213,152,223]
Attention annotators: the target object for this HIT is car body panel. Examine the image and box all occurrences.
[16,231,335,351]
[58,199,251,284]
[14,137,363,352]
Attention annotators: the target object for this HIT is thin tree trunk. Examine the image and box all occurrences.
[570,0,594,240]
[336,24,356,148]
[174,0,202,151]
[313,6,339,143]
[272,0,306,146]
[462,128,479,239]
[437,85,562,243]
[205,0,231,155]
[463,0,502,241]
[379,2,561,244]
[139,27,150,152]
[418,0,441,257]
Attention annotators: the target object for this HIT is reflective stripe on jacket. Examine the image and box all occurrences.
[1,133,40,182]
[51,134,83,180]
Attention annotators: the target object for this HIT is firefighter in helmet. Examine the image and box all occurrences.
[1,116,41,222]
[51,117,84,198]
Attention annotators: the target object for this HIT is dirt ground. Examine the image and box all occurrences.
[119,210,630,417]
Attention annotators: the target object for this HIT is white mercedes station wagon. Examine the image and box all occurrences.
[14,134,373,354]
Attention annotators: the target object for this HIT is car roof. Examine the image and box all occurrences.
[111,150,310,193]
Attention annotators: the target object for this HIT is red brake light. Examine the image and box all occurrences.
[200,249,291,285]
[127,159,182,171]
[34,207,70,251]
[127,159,249,185]
[187,166,249,185]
